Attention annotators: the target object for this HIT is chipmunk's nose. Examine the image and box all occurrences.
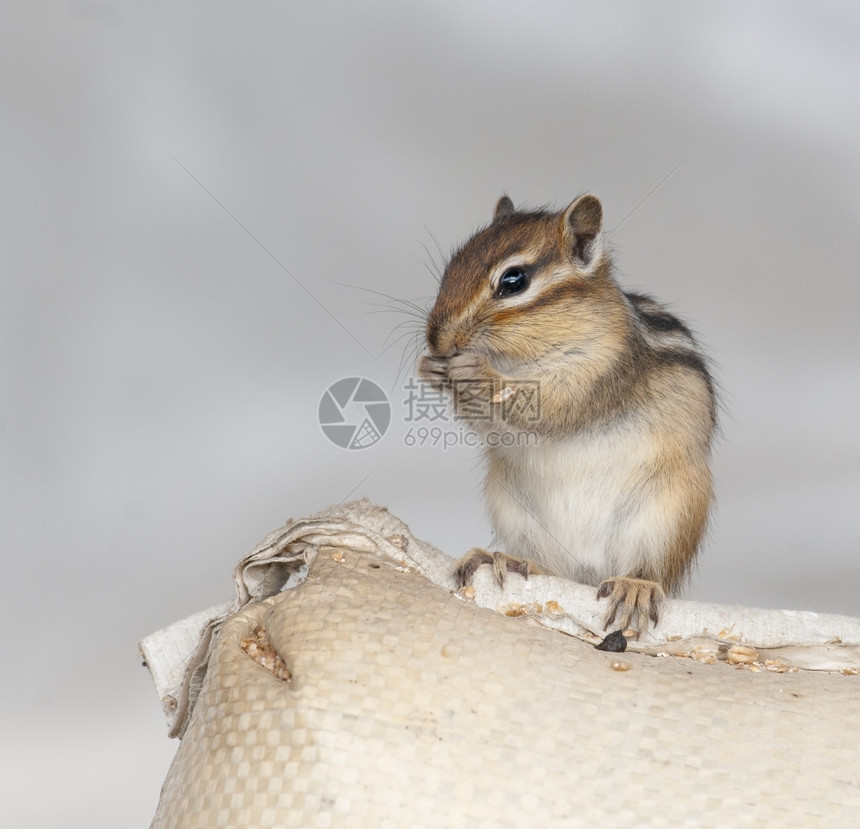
[427,305,473,357]
[432,330,467,359]
[427,318,456,357]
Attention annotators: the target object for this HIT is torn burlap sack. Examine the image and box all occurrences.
[142,500,860,827]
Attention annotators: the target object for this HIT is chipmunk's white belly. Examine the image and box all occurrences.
[486,426,667,585]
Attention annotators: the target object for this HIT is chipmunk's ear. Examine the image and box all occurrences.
[493,195,515,221]
[561,194,604,270]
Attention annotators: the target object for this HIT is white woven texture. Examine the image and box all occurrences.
[140,501,860,741]
[148,505,860,828]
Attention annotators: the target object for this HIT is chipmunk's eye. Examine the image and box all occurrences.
[497,267,529,298]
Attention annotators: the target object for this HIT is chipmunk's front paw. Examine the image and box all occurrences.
[446,352,496,383]
[418,355,450,391]
[596,577,665,637]
[454,547,545,589]
[446,354,506,416]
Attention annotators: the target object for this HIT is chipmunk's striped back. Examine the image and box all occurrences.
[625,290,717,429]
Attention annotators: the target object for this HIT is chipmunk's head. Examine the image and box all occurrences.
[426,194,619,366]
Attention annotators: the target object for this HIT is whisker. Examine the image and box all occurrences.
[380,325,424,355]
[334,280,430,317]
[388,332,426,396]
[418,238,444,286]
[422,225,448,274]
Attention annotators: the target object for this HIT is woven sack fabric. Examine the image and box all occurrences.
[147,503,859,828]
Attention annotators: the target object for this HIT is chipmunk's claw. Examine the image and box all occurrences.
[417,355,450,392]
[597,577,665,637]
[454,548,545,589]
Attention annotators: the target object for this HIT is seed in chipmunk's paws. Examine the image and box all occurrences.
[596,630,628,652]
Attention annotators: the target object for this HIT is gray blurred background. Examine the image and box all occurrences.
[2,2,858,825]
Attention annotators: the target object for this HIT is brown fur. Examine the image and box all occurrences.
[419,194,716,632]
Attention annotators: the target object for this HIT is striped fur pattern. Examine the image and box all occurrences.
[419,195,716,629]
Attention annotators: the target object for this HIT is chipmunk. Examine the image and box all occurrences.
[418,194,716,634]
